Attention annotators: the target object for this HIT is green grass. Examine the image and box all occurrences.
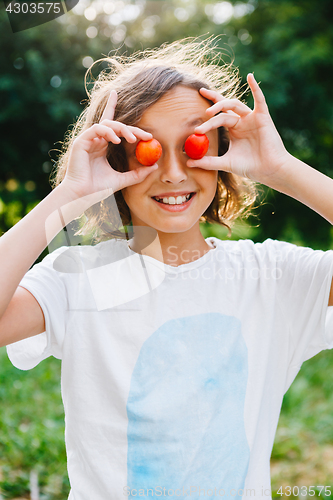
[0,347,69,499]
[271,349,333,493]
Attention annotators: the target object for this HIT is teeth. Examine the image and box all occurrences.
[155,194,191,205]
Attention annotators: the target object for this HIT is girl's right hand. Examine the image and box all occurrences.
[62,90,157,201]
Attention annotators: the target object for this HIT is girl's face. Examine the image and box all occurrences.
[122,85,219,234]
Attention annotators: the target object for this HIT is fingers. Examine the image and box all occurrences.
[196,88,251,134]
[127,126,153,142]
[93,89,153,145]
[199,87,226,103]
[206,98,251,118]
[194,113,240,134]
[100,90,117,122]
[78,121,152,146]
[100,119,137,143]
[247,73,268,113]
[201,77,268,116]
[78,123,123,146]
[79,123,122,145]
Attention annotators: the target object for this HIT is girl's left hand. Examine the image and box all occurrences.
[190,74,290,187]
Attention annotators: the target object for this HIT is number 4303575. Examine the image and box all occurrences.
[277,486,332,496]
[6,3,61,14]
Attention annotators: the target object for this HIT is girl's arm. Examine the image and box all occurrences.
[0,185,84,347]
[0,91,156,347]
[190,74,333,305]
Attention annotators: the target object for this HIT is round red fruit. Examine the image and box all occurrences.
[135,138,162,166]
[184,134,209,160]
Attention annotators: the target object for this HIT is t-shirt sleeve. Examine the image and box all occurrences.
[6,246,70,371]
[258,239,333,370]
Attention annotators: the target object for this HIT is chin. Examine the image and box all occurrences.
[148,217,199,234]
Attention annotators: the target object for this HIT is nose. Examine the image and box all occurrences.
[158,148,188,184]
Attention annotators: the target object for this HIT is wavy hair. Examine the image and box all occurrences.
[52,36,258,241]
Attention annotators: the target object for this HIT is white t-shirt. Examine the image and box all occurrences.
[6,236,333,500]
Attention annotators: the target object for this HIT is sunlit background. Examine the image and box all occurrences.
[1,0,333,497]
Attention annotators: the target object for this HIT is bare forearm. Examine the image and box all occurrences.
[267,153,333,224]
[0,184,93,319]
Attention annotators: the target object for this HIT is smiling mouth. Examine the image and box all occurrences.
[152,193,195,205]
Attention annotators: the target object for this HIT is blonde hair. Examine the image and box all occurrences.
[52,36,257,241]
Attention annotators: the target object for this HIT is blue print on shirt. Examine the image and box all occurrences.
[126,313,249,498]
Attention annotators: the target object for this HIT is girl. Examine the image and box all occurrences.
[1,38,333,499]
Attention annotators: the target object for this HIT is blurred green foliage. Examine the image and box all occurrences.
[271,349,333,491]
[0,348,68,498]
[1,0,333,497]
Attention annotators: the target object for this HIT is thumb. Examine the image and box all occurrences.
[187,154,233,174]
[117,164,158,190]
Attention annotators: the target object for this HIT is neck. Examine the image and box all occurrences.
[129,223,212,267]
